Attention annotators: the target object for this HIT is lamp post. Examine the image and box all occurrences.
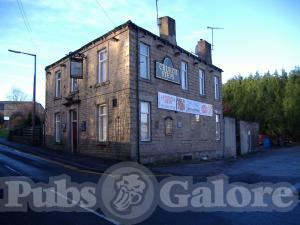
[8,49,36,145]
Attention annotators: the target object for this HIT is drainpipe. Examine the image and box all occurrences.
[222,115,225,158]
[136,28,141,163]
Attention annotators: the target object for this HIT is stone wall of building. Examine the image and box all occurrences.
[45,27,133,160]
[45,21,224,163]
[129,28,223,164]
[0,101,44,129]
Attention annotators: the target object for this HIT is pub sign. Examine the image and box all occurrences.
[155,57,180,84]
[70,53,84,79]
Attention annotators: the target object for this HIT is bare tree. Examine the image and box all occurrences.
[6,87,28,101]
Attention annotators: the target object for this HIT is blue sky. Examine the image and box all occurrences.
[1,0,300,106]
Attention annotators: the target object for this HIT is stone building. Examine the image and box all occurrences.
[45,17,223,163]
[0,101,44,129]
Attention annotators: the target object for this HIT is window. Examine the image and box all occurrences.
[140,102,150,141]
[199,69,205,95]
[214,76,220,100]
[55,113,61,143]
[139,43,150,79]
[98,49,108,83]
[181,61,188,90]
[55,71,61,97]
[70,77,78,92]
[216,114,221,140]
[98,105,108,142]
[165,117,173,136]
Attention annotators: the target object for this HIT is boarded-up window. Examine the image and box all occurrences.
[165,117,173,136]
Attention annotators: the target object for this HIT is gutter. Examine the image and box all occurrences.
[135,28,141,163]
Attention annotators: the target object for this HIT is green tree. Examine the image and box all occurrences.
[283,67,300,139]
[223,69,292,143]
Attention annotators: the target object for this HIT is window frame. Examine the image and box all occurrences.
[70,77,78,93]
[97,104,108,142]
[97,48,108,83]
[54,113,61,143]
[180,61,188,90]
[140,101,151,141]
[55,71,61,98]
[139,42,150,79]
[199,69,206,95]
[214,76,221,100]
[216,113,221,141]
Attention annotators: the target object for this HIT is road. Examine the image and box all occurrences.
[0,143,299,225]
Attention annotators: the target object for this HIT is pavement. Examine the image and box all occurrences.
[0,138,300,225]
[0,137,120,173]
[151,146,300,181]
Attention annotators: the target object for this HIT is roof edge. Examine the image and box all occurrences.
[45,20,223,73]
[45,20,133,71]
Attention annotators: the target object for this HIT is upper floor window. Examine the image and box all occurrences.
[181,61,188,90]
[98,49,108,83]
[70,77,78,93]
[199,69,205,95]
[55,71,61,97]
[214,76,220,100]
[139,43,150,79]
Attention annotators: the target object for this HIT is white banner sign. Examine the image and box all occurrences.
[199,102,213,116]
[158,92,177,111]
[158,92,213,117]
[186,99,201,115]
[176,97,186,112]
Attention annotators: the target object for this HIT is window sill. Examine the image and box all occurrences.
[54,141,62,145]
[181,89,190,94]
[97,141,109,146]
[140,140,152,143]
[139,77,151,83]
[69,90,79,96]
[95,81,110,88]
[54,97,62,100]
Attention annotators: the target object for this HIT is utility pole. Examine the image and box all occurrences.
[207,26,224,50]
[8,49,37,145]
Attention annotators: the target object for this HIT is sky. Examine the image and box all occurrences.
[0,0,300,106]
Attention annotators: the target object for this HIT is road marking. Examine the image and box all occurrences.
[1,164,119,224]
[50,189,120,225]
[0,144,174,177]
[4,165,23,176]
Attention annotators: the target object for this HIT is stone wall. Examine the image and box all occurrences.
[45,21,224,163]
[45,27,133,160]
[129,28,223,164]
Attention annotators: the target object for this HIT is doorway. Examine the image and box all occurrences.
[70,110,78,153]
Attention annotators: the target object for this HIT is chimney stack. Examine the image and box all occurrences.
[158,16,176,45]
[195,39,212,64]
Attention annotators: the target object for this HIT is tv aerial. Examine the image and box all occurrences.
[207,26,224,50]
